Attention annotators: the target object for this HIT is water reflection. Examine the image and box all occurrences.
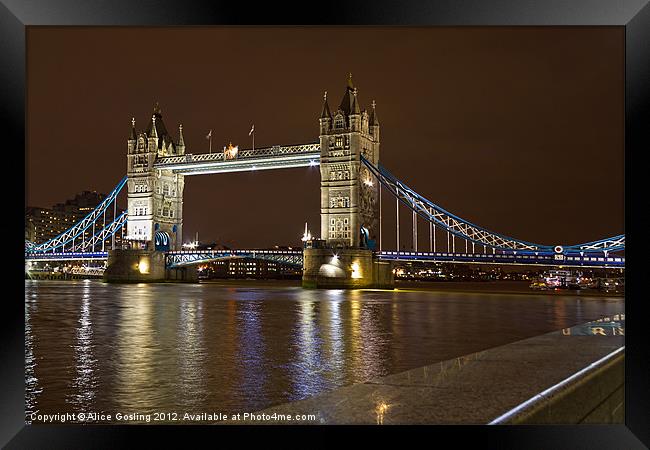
[291,294,324,400]
[358,295,385,380]
[68,285,98,410]
[237,291,268,409]
[177,297,207,408]
[115,286,156,413]
[25,288,42,421]
[375,400,389,425]
[348,295,362,380]
[321,294,344,381]
[25,281,624,419]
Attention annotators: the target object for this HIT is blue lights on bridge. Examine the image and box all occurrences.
[26,252,109,261]
[378,251,625,268]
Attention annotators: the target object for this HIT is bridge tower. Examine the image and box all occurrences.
[126,104,185,251]
[319,74,380,248]
[304,75,392,289]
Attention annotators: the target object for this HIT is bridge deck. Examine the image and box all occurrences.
[154,143,321,175]
[25,250,624,269]
[378,251,625,268]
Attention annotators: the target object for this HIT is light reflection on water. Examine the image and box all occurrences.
[25,292,42,417]
[237,295,267,409]
[177,297,207,409]
[67,285,97,410]
[25,280,623,420]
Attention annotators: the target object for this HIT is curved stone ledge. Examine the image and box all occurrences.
[230,317,624,425]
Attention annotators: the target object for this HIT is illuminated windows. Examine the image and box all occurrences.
[331,170,350,181]
[330,196,350,208]
[329,217,350,239]
[157,205,176,218]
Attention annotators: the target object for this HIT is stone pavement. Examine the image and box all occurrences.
[231,315,624,425]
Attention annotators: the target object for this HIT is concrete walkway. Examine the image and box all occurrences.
[232,315,624,425]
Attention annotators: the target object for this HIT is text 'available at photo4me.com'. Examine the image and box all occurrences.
[28,411,319,424]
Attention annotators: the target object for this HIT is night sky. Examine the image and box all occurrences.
[27,27,623,250]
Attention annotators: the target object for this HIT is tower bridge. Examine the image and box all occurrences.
[25,75,625,287]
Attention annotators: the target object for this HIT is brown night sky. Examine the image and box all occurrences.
[27,27,624,250]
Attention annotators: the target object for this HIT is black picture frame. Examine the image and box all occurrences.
[2,0,648,447]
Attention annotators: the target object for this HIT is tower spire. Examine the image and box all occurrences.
[130,117,137,140]
[320,90,331,119]
[178,123,185,146]
[150,114,158,138]
[351,88,360,115]
[369,100,379,126]
[339,74,357,115]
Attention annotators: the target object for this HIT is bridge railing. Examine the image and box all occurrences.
[166,249,304,268]
[26,252,109,260]
[155,143,320,167]
[70,267,105,276]
[379,251,625,267]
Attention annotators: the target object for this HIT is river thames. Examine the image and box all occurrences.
[25,280,624,423]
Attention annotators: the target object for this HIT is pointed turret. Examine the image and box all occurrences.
[129,117,137,140]
[178,123,185,146]
[146,102,169,143]
[348,87,361,131]
[351,88,361,115]
[127,117,138,155]
[149,114,158,139]
[369,100,379,126]
[321,91,332,119]
[338,73,356,115]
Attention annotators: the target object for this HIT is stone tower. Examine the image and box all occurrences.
[126,104,185,250]
[319,75,380,249]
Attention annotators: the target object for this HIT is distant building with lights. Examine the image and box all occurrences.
[198,257,302,280]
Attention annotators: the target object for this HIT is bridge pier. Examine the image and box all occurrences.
[302,248,394,289]
[166,265,198,282]
[104,249,197,283]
